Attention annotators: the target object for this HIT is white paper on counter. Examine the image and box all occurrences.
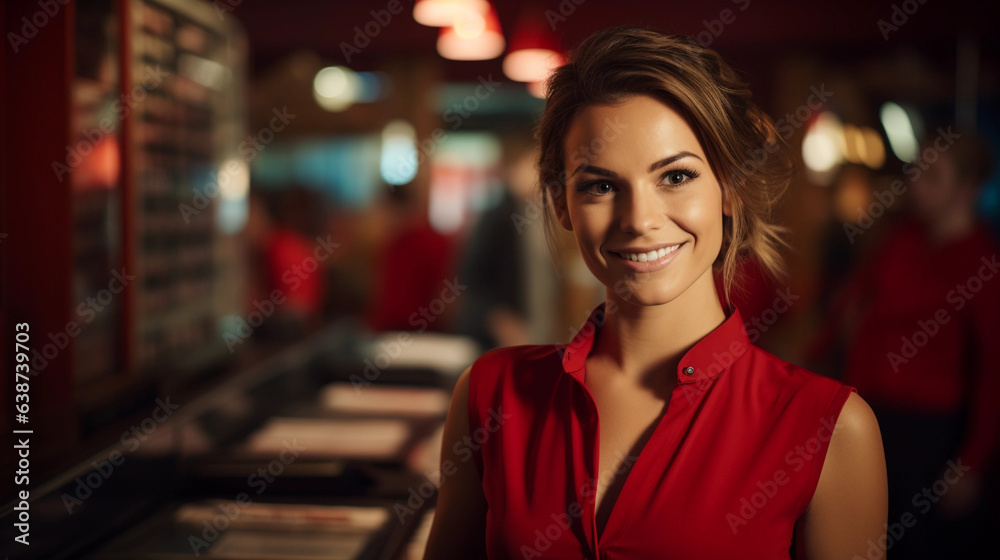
[321,383,450,417]
[209,530,369,560]
[361,332,479,376]
[243,418,410,460]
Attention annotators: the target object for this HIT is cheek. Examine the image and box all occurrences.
[570,210,608,263]
[568,198,608,241]
[566,199,616,278]
[673,191,724,245]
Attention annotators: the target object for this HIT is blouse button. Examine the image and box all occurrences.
[683,366,695,375]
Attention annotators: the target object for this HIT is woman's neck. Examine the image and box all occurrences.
[590,268,727,388]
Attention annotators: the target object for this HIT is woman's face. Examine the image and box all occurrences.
[557,94,730,306]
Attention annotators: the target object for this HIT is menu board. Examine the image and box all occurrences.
[128,0,247,374]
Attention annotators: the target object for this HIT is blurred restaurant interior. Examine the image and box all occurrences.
[2,0,999,558]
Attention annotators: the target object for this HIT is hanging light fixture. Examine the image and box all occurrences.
[436,2,504,61]
[502,8,565,83]
[414,0,489,28]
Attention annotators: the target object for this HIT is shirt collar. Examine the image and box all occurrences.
[559,301,750,384]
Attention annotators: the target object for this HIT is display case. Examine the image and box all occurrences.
[127,0,248,376]
[2,0,248,527]
[3,5,449,558]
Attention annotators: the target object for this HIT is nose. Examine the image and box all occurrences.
[618,185,665,236]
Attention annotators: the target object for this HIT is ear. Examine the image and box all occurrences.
[721,184,733,217]
[553,193,574,231]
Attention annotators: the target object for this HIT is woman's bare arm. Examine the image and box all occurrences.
[798,392,888,559]
[422,366,489,559]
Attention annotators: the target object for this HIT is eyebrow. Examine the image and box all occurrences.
[570,151,703,178]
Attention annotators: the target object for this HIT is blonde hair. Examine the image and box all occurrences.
[536,26,793,302]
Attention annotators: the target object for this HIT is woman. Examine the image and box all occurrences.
[424,27,887,559]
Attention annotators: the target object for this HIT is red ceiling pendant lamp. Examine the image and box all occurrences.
[503,8,565,96]
[414,0,489,27]
[436,1,505,61]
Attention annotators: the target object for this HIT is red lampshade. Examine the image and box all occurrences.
[436,2,504,61]
[502,8,565,83]
[414,0,489,28]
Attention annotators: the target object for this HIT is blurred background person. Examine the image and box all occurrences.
[246,187,329,340]
[811,130,999,558]
[366,184,457,333]
[453,132,559,349]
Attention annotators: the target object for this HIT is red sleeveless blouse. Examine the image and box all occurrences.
[467,303,856,559]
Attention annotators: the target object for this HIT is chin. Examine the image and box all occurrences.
[601,269,693,307]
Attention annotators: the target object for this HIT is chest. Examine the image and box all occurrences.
[583,365,673,527]
[483,373,808,560]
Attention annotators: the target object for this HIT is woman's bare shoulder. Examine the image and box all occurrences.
[798,392,888,559]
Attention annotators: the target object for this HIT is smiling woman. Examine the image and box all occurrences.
[539,27,795,305]
[557,96,727,308]
[423,26,887,560]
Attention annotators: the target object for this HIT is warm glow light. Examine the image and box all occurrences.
[880,102,919,162]
[313,66,359,112]
[503,8,564,84]
[836,122,886,170]
[73,136,120,190]
[436,3,504,61]
[802,111,844,174]
[414,0,489,27]
[861,127,886,169]
[453,10,485,38]
[503,48,565,83]
[841,123,862,164]
[834,166,874,223]
[220,158,250,200]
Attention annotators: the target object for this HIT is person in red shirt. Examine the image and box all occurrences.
[246,189,327,339]
[366,185,455,333]
[424,27,887,559]
[814,131,998,557]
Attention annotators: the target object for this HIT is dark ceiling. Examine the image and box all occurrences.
[229,0,998,83]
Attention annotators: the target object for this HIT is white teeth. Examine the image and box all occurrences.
[618,244,681,262]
